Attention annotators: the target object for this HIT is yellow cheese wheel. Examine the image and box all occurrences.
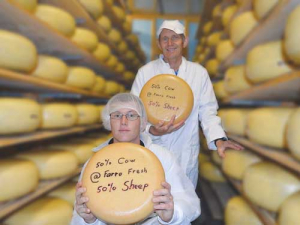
[124,71,135,81]
[200,161,226,182]
[230,11,258,46]
[93,42,111,62]
[0,98,41,134]
[225,196,263,225]
[31,55,68,83]
[108,28,122,44]
[103,80,120,96]
[118,40,128,53]
[212,3,222,17]
[286,108,300,160]
[203,21,213,35]
[48,182,76,205]
[284,6,300,65]
[35,5,76,37]
[213,80,229,100]
[222,4,238,27]
[106,55,118,69]
[78,0,103,19]
[211,151,223,166]
[66,66,96,89]
[123,21,132,33]
[207,32,222,47]
[112,6,126,21]
[4,197,73,225]
[253,0,279,20]
[75,104,99,125]
[0,159,39,202]
[222,108,251,136]
[71,28,98,52]
[119,84,125,93]
[40,103,78,129]
[246,41,292,83]
[206,58,219,77]
[140,74,194,125]
[82,143,165,224]
[278,192,300,225]
[224,65,252,94]
[198,153,210,164]
[17,150,78,179]
[243,162,300,212]
[125,50,135,60]
[115,62,125,73]
[91,76,106,94]
[127,34,139,45]
[98,105,105,123]
[10,0,37,13]
[97,15,112,32]
[0,29,37,72]
[216,39,234,61]
[222,150,262,180]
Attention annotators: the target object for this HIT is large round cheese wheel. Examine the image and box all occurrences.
[0,159,39,202]
[207,32,222,47]
[123,21,132,33]
[243,162,300,212]
[31,55,68,83]
[246,41,292,83]
[284,6,300,65]
[213,80,229,100]
[286,108,300,160]
[17,150,78,179]
[225,196,263,225]
[48,182,76,205]
[211,151,223,166]
[253,0,279,20]
[66,66,96,89]
[108,28,122,44]
[203,21,213,35]
[103,81,120,96]
[230,11,258,46]
[91,76,106,94]
[123,71,135,81]
[212,3,222,17]
[140,74,194,125]
[0,98,41,134]
[40,103,78,129]
[222,108,251,136]
[0,29,37,72]
[71,28,98,52]
[222,4,238,27]
[198,153,210,164]
[224,65,252,94]
[35,5,76,37]
[78,0,103,19]
[4,197,73,225]
[112,6,126,21]
[97,15,112,32]
[75,104,99,125]
[125,50,135,60]
[206,58,220,77]
[222,150,262,180]
[82,143,165,224]
[127,34,139,45]
[216,39,234,61]
[106,55,118,69]
[11,0,37,13]
[118,40,128,53]
[246,107,294,148]
[200,161,226,182]
[278,192,300,225]
[115,62,125,73]
[93,43,111,62]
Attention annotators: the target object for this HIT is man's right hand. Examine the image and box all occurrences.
[75,182,97,224]
[149,115,185,136]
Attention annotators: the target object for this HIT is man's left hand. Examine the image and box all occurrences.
[216,139,244,158]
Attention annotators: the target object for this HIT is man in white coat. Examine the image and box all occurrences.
[71,93,200,225]
[131,20,243,187]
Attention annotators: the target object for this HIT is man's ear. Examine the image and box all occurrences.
[156,39,162,51]
[183,36,189,48]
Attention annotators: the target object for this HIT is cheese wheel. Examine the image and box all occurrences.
[216,39,234,61]
[211,151,223,166]
[222,108,251,136]
[112,6,126,21]
[206,58,219,77]
[31,55,68,83]
[40,103,78,129]
[207,32,222,47]
[246,107,294,148]
[118,40,128,53]
[213,80,229,99]
[127,34,139,45]
[253,0,279,20]
[230,11,258,46]
[75,104,99,125]
[0,159,39,202]
[243,162,300,212]
[97,15,112,32]
[278,192,300,225]
[108,28,122,44]
[224,65,252,94]
[123,21,132,33]
[246,41,292,83]
[98,105,105,123]
[17,150,78,179]
[286,108,300,160]
[106,55,118,69]
[222,150,262,180]
[0,98,41,134]
[82,143,165,224]
[140,74,194,125]
[10,0,37,13]
[225,196,263,225]
[200,161,226,182]
[66,66,96,89]
[284,6,300,65]
[222,4,238,27]
[125,50,135,60]
[124,71,135,81]
[71,28,98,52]
[103,81,120,95]
[4,197,73,225]
[93,43,111,62]
[48,182,76,205]
[198,153,210,164]
[203,21,213,34]
[35,5,76,37]
[212,3,222,17]
[115,62,125,73]
[0,29,37,72]
[78,0,103,19]
[91,76,106,94]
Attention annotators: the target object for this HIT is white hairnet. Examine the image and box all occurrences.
[157,20,185,38]
[102,93,147,132]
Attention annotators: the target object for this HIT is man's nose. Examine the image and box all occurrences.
[121,115,128,125]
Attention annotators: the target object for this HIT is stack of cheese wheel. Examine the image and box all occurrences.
[213,80,229,100]
[40,103,78,129]
[224,65,252,94]
[286,108,300,160]
[106,55,118,69]
[123,71,135,82]
[0,98,41,135]
[222,4,238,27]
[246,41,292,83]
[125,50,135,60]
[31,55,68,83]
[91,76,106,94]
[65,66,96,89]
[4,197,73,225]
[78,0,103,19]
[216,39,234,62]
[97,15,112,32]
[35,4,76,37]
[212,3,222,18]
[278,192,300,225]
[225,196,263,225]
[10,0,37,13]
[206,58,219,77]
[48,182,76,205]
[253,0,279,20]
[243,161,300,212]
[0,29,37,73]
[203,21,213,35]
[112,5,126,22]
[222,150,262,180]
[71,28,98,52]
[246,107,294,148]
[115,62,125,73]
[118,40,128,53]
[207,32,222,47]
[103,80,120,96]
[93,42,111,62]
[75,103,99,125]
[108,28,122,44]
[200,161,226,182]
[0,159,39,202]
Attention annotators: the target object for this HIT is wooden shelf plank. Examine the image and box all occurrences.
[0,124,102,149]
[0,167,81,220]
[228,134,300,175]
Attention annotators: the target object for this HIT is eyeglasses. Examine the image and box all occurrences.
[160,35,182,43]
[110,112,140,121]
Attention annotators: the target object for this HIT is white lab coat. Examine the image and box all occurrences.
[131,55,226,187]
[70,133,200,225]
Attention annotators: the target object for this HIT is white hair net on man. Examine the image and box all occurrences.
[101,93,148,132]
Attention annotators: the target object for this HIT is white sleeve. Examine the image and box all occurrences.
[70,210,106,225]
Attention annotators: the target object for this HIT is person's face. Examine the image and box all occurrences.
[110,108,141,144]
